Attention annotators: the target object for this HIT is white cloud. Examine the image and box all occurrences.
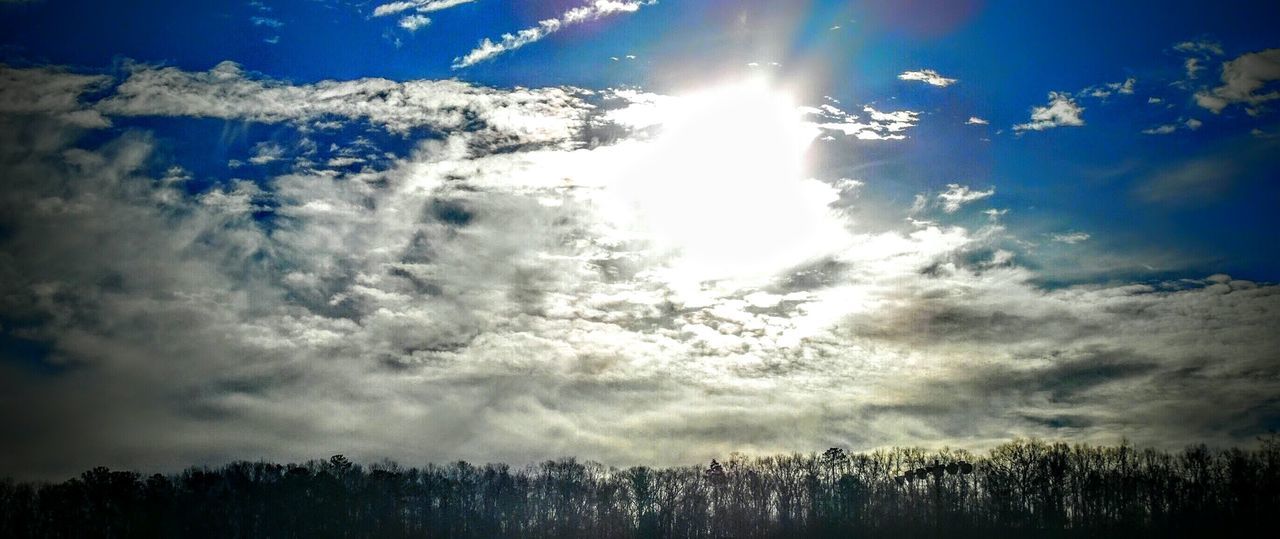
[1050,231,1090,244]
[1086,77,1135,98]
[4,62,1280,479]
[98,61,592,142]
[1142,124,1177,135]
[937,183,995,213]
[248,141,285,164]
[373,0,477,17]
[398,14,430,31]
[1194,48,1280,114]
[965,116,988,125]
[803,102,919,140]
[1014,92,1085,132]
[453,1,655,68]
[898,69,958,87]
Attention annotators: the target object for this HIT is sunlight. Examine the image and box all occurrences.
[617,78,849,288]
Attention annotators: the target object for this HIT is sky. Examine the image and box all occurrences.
[0,0,1278,480]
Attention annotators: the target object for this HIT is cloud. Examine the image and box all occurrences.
[1135,157,1238,203]
[373,0,476,17]
[398,14,430,31]
[1176,39,1224,80]
[804,102,919,140]
[965,116,988,125]
[1085,77,1135,98]
[1142,117,1202,135]
[982,208,1007,221]
[251,16,283,28]
[1185,58,1203,79]
[898,69,957,87]
[937,183,994,213]
[1014,92,1084,132]
[248,141,285,164]
[1194,48,1280,114]
[1174,39,1224,57]
[98,61,592,143]
[453,1,655,69]
[1050,231,1090,244]
[3,62,1280,480]
[0,65,113,128]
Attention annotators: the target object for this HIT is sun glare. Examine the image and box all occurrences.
[617,78,849,288]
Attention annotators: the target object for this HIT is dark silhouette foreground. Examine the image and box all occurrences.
[2,438,1278,538]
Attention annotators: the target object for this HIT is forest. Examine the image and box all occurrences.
[1,438,1278,538]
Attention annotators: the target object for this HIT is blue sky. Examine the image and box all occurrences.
[1,1,1278,478]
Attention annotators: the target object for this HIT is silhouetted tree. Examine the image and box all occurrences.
[2,438,1278,537]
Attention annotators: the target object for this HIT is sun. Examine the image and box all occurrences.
[615,78,850,288]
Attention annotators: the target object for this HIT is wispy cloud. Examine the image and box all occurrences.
[1175,39,1224,80]
[965,116,988,125]
[938,183,995,213]
[1050,231,1091,244]
[1084,77,1135,98]
[373,0,477,17]
[250,16,283,28]
[1174,39,1224,57]
[453,1,655,69]
[898,69,958,87]
[247,141,285,164]
[983,208,1008,221]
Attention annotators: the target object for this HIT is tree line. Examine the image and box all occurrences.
[1,438,1277,538]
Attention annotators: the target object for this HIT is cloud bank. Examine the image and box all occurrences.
[1,63,1278,481]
